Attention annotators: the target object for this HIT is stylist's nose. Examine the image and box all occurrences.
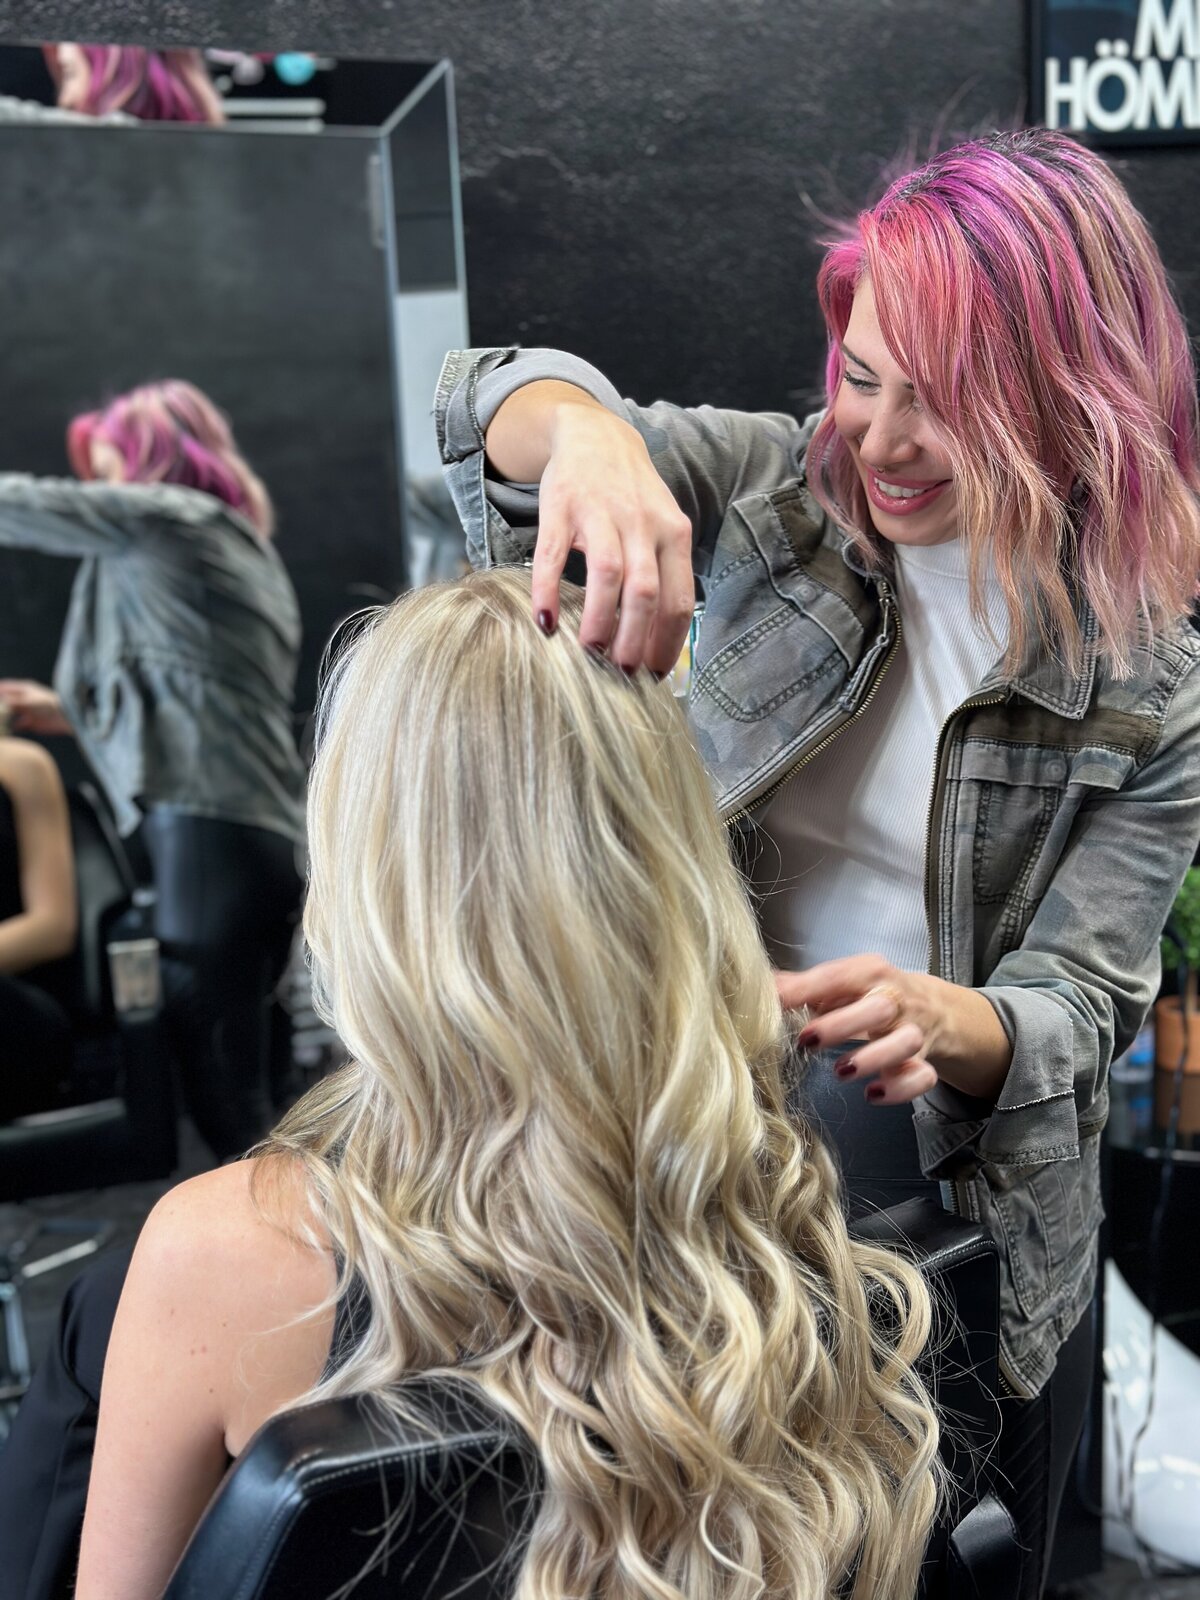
[857,402,920,471]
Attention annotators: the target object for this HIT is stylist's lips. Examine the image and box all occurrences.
[865,470,951,516]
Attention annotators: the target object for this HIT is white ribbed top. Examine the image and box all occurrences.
[752,538,1010,974]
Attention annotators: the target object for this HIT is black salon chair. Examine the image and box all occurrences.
[0,783,174,1199]
[0,784,175,1396]
[163,1200,1018,1600]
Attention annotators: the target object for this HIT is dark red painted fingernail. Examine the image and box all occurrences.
[797,1028,820,1049]
[585,641,608,659]
[865,1083,887,1103]
[834,1057,857,1080]
[536,609,556,637]
[651,668,668,682]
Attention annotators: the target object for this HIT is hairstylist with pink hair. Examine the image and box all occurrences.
[0,380,305,1161]
[0,45,224,127]
[48,44,224,124]
[436,129,1200,1596]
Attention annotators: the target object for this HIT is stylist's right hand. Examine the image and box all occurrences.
[488,382,694,673]
[537,403,694,672]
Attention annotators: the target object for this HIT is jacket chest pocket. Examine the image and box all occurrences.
[958,740,1135,907]
[694,512,846,725]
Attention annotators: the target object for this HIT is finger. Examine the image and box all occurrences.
[796,988,902,1052]
[530,496,575,636]
[608,550,661,671]
[576,524,626,652]
[863,1057,939,1106]
[777,955,891,1014]
[831,1023,926,1080]
[643,522,695,677]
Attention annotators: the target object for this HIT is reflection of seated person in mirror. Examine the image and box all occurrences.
[0,705,77,1121]
[0,44,224,125]
[0,379,306,1162]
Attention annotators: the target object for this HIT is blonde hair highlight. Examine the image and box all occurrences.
[260,568,940,1600]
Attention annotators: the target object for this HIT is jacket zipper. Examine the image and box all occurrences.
[723,592,902,830]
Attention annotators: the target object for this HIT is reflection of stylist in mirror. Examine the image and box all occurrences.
[0,381,306,1161]
[0,702,76,1121]
[0,44,225,125]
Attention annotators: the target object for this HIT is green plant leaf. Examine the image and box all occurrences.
[1163,866,1200,973]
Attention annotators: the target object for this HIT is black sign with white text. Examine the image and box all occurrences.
[1032,0,1200,144]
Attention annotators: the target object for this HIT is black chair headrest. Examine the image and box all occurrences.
[164,1377,540,1600]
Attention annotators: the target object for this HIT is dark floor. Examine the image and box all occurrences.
[1,1118,1198,1600]
[1057,1569,1200,1599]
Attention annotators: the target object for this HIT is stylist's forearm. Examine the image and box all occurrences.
[483,380,609,484]
[918,977,1013,1101]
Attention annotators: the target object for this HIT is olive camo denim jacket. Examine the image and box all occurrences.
[0,475,306,843]
[438,345,1200,1399]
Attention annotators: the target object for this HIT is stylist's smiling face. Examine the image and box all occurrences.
[833,278,959,547]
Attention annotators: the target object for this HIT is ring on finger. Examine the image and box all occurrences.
[864,981,905,1038]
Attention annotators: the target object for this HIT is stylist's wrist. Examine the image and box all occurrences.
[913,974,1012,1102]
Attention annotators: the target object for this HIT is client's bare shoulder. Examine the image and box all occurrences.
[133,1155,338,1453]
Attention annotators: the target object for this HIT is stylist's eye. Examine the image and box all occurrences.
[842,373,876,393]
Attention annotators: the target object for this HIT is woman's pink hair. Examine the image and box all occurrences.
[806,128,1200,676]
[68,380,274,538]
[49,44,225,124]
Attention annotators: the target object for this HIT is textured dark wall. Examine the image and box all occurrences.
[0,1,1195,416]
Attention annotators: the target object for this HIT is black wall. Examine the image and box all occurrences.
[0,0,1195,425]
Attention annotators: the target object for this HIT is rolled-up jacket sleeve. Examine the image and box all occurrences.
[435,346,629,569]
[0,475,170,558]
[916,644,1200,1174]
[435,345,810,574]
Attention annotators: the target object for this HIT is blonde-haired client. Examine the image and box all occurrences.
[69,569,939,1600]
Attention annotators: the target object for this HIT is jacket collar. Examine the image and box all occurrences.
[839,533,1099,721]
[979,604,1099,720]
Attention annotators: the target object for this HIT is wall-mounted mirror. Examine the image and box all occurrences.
[0,45,470,717]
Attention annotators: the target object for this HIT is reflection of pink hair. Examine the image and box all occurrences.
[69,380,274,538]
[49,44,225,124]
[806,128,1200,677]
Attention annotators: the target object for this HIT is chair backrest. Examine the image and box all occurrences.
[164,1378,539,1600]
[165,1202,1008,1600]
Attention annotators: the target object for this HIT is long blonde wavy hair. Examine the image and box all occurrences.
[259,568,940,1600]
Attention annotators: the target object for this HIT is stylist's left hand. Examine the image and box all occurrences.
[776,955,940,1105]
